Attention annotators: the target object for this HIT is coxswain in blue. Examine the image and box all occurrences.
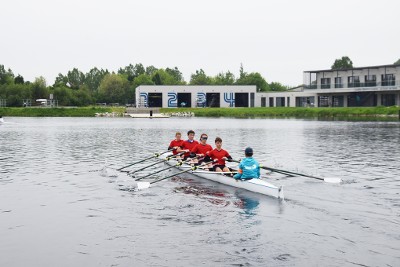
[233,147,260,180]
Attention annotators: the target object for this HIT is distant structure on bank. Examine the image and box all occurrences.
[136,64,400,108]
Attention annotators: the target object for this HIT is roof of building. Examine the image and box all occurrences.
[304,63,400,73]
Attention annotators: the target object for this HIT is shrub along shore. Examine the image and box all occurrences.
[0,106,399,119]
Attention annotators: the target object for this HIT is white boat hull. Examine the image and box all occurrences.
[163,153,284,199]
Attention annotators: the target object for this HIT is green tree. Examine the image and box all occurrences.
[14,74,24,84]
[212,71,235,85]
[85,67,108,92]
[236,72,269,91]
[0,65,14,85]
[166,67,185,84]
[394,59,400,65]
[190,69,212,85]
[98,74,128,103]
[66,68,85,89]
[331,56,353,70]
[54,73,68,86]
[145,65,158,76]
[31,77,49,99]
[151,69,177,85]
[269,82,288,91]
[53,85,73,106]
[133,74,154,88]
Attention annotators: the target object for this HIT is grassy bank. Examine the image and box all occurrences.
[0,107,125,117]
[161,106,400,118]
[1,106,399,118]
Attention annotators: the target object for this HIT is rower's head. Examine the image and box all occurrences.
[245,147,253,157]
[187,130,195,140]
[215,137,222,149]
[200,133,208,144]
[175,132,182,140]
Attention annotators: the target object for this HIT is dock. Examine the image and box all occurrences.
[126,107,170,118]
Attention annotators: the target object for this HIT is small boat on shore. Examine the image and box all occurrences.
[0,116,4,124]
[162,153,284,199]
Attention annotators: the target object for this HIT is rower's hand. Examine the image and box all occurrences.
[222,157,228,160]
[197,154,204,158]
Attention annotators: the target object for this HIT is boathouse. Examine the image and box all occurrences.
[135,85,257,108]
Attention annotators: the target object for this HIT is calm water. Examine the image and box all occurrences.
[0,117,399,267]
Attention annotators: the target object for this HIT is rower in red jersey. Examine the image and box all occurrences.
[191,133,213,164]
[205,137,232,172]
[168,132,184,155]
[177,130,199,159]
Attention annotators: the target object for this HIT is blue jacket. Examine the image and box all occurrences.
[233,157,260,179]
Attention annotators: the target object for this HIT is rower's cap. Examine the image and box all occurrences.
[245,147,253,156]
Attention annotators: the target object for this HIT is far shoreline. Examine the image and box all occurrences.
[0,106,399,120]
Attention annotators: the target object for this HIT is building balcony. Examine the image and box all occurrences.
[304,80,398,90]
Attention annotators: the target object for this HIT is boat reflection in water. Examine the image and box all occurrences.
[234,192,260,217]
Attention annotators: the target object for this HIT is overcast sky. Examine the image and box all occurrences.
[1,0,399,86]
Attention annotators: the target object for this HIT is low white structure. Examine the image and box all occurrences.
[136,85,257,108]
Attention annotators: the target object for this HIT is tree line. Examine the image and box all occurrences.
[0,64,288,107]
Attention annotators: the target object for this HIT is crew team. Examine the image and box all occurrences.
[168,130,260,180]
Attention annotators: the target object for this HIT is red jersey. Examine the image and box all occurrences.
[169,139,184,155]
[207,148,231,165]
[181,140,199,157]
[191,143,213,156]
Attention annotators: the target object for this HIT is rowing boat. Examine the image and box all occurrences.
[162,153,284,199]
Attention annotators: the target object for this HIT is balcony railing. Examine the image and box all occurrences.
[304,80,398,90]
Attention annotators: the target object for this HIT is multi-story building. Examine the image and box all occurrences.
[301,63,400,107]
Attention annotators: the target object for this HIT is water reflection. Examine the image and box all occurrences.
[234,192,260,217]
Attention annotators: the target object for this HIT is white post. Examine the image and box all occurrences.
[376,93,382,106]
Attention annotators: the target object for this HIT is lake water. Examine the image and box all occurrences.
[0,117,399,267]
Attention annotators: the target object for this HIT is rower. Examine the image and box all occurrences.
[205,137,232,172]
[233,147,260,180]
[177,130,199,160]
[190,133,213,165]
[168,132,184,155]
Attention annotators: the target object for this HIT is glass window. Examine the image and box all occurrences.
[348,76,360,87]
[365,75,376,87]
[334,77,342,88]
[321,78,331,89]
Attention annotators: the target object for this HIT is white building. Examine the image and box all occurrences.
[136,85,257,108]
[136,64,400,108]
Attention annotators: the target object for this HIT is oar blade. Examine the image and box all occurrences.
[323,177,342,184]
[136,181,151,190]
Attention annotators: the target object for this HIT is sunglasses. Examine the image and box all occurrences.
[201,137,208,140]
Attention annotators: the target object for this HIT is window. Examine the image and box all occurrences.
[269,97,274,107]
[334,77,343,88]
[261,97,266,107]
[365,75,376,87]
[382,74,395,86]
[321,78,331,89]
[348,76,360,87]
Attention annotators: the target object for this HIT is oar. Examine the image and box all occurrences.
[229,159,342,183]
[121,159,165,174]
[135,166,197,190]
[260,166,342,183]
[117,149,171,171]
[134,162,183,181]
